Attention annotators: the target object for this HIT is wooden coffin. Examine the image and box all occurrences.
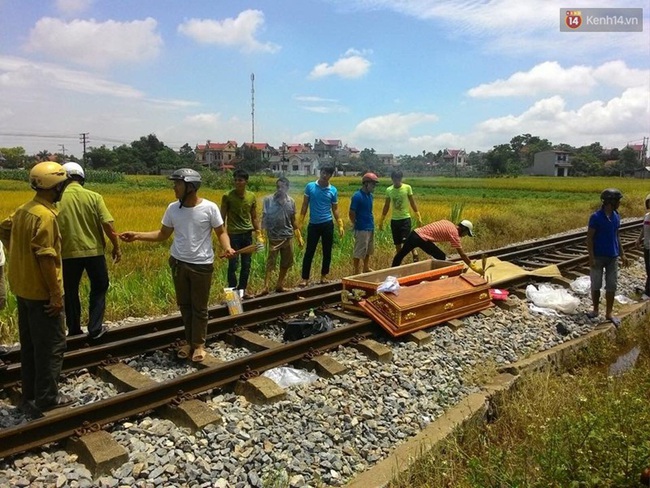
[342,259,464,312]
[359,273,493,337]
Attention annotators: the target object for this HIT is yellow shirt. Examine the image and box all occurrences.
[0,196,63,300]
[58,182,114,259]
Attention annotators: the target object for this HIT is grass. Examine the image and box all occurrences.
[1,175,649,342]
[389,319,650,488]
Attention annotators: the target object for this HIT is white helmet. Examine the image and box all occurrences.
[459,219,474,237]
[62,162,85,180]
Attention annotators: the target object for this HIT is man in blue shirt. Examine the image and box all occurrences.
[586,188,628,327]
[349,173,378,275]
[298,166,344,286]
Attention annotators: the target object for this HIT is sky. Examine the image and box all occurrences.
[0,0,649,158]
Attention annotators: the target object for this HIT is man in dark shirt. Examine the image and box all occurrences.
[586,188,628,326]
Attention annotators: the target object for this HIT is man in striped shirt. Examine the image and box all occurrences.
[391,219,479,272]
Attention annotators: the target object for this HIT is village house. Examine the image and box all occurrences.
[268,143,319,176]
[195,140,238,170]
[530,150,572,176]
[442,149,467,167]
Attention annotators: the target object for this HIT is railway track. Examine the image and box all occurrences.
[0,219,643,461]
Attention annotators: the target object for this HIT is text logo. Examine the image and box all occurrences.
[565,10,582,29]
[560,8,643,32]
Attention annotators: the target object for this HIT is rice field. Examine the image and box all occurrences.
[0,175,648,342]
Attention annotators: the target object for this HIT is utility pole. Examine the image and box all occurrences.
[79,132,89,167]
[251,73,255,144]
[58,144,66,159]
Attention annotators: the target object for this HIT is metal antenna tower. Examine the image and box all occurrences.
[251,73,255,144]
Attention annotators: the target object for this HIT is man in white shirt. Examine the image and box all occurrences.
[120,169,235,362]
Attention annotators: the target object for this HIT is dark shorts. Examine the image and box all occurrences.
[390,217,412,245]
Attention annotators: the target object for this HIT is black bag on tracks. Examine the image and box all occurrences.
[282,315,333,341]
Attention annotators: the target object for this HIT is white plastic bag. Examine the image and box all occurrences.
[528,303,561,316]
[262,366,319,388]
[377,276,400,294]
[615,295,636,305]
[569,276,592,295]
[525,284,580,314]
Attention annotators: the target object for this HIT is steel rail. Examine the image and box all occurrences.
[0,320,376,459]
[0,220,644,458]
[0,282,341,365]
[0,290,342,389]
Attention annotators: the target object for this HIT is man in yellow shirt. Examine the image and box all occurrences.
[58,162,121,339]
[379,170,422,263]
[0,162,73,414]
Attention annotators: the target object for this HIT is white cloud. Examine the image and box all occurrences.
[0,56,143,98]
[342,0,648,57]
[294,95,339,103]
[56,0,93,15]
[468,60,649,98]
[294,95,347,113]
[178,10,280,53]
[477,87,649,141]
[309,52,371,79]
[302,105,349,114]
[351,112,439,141]
[469,62,595,97]
[26,17,162,69]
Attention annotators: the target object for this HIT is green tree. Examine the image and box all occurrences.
[570,153,601,176]
[178,143,196,167]
[131,134,165,173]
[0,146,28,168]
[618,146,639,175]
[486,144,516,175]
[359,148,381,174]
[36,149,51,161]
[236,145,264,173]
[86,145,116,169]
[114,145,145,174]
[510,134,552,166]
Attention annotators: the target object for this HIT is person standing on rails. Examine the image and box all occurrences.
[391,219,481,272]
[259,177,304,295]
[349,173,378,275]
[298,165,344,287]
[378,170,423,263]
[220,169,262,299]
[636,193,650,300]
[587,188,628,327]
[119,169,236,362]
[0,162,73,414]
[57,162,121,339]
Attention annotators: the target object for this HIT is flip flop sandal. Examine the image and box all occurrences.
[298,281,309,288]
[586,311,599,319]
[177,345,191,359]
[191,347,207,362]
[607,316,621,328]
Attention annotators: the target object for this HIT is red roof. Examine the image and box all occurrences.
[197,140,237,151]
[243,142,270,150]
[286,144,309,153]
